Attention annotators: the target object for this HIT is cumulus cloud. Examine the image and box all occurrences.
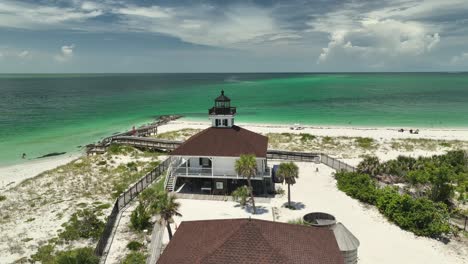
[450,52,468,65]
[114,4,286,48]
[310,2,443,66]
[54,45,75,62]
[0,0,103,29]
[1,0,467,70]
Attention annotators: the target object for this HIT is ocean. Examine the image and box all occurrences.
[1,73,468,166]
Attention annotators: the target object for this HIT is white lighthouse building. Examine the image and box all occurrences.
[167,91,272,195]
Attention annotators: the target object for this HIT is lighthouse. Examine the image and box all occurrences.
[208,90,237,128]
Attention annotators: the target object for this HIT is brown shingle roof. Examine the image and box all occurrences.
[170,126,268,157]
[157,218,344,264]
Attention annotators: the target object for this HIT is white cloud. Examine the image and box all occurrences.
[54,45,75,62]
[0,1,103,29]
[113,4,289,48]
[310,3,442,65]
[450,52,468,65]
[116,5,173,19]
[18,50,30,58]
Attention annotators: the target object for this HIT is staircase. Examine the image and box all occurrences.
[165,173,176,192]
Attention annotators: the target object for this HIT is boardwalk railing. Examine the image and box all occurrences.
[320,153,356,172]
[87,115,181,154]
[111,136,182,152]
[95,157,171,257]
[267,150,320,162]
[267,150,356,172]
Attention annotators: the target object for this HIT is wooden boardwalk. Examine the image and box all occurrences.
[86,115,180,154]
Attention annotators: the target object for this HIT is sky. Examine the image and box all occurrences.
[0,0,467,73]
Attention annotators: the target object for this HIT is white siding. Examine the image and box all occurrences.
[212,157,236,175]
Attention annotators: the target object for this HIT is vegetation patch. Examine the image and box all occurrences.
[30,245,98,264]
[355,137,377,149]
[300,133,316,142]
[155,128,201,141]
[287,218,307,225]
[0,195,6,202]
[58,209,105,241]
[123,252,146,264]
[127,241,144,251]
[336,171,451,237]
[232,186,250,207]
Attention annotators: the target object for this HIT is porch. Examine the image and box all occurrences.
[172,166,270,180]
[173,177,274,196]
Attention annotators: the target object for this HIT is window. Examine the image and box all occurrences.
[215,119,220,126]
[199,158,211,167]
[223,119,228,126]
[231,118,234,125]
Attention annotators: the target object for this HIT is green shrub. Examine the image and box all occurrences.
[127,162,138,171]
[336,171,452,237]
[0,195,6,202]
[300,133,316,142]
[287,218,307,225]
[123,252,146,264]
[108,144,135,155]
[376,187,451,237]
[232,185,250,207]
[59,209,105,241]
[56,247,99,264]
[322,136,334,144]
[130,204,151,231]
[127,241,144,251]
[30,244,55,264]
[355,137,376,149]
[335,172,377,204]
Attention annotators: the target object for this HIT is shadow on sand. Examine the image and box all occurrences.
[234,204,269,215]
[282,201,306,210]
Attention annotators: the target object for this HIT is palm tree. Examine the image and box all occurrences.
[277,162,299,208]
[357,155,381,177]
[151,191,181,240]
[235,154,257,214]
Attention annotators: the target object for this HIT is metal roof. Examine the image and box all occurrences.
[157,218,344,264]
[170,126,268,157]
[331,223,360,252]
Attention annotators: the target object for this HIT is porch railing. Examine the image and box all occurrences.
[173,167,270,179]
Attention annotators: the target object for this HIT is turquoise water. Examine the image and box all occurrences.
[1,73,468,166]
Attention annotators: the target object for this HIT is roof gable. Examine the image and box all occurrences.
[170,126,268,157]
[157,219,344,264]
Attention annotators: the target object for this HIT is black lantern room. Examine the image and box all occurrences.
[209,90,237,127]
[209,90,236,116]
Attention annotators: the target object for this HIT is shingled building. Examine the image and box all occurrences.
[167,91,272,195]
[157,218,344,264]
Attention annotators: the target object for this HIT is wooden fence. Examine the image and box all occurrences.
[320,153,356,172]
[267,150,356,172]
[94,157,171,257]
[266,150,320,162]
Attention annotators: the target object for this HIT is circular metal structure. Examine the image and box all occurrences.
[303,212,337,227]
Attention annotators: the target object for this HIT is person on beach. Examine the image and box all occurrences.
[22,153,26,159]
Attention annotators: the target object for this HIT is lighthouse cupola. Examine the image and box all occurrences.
[208,90,236,128]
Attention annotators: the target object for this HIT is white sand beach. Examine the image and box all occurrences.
[0,153,81,192]
[159,120,468,141]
